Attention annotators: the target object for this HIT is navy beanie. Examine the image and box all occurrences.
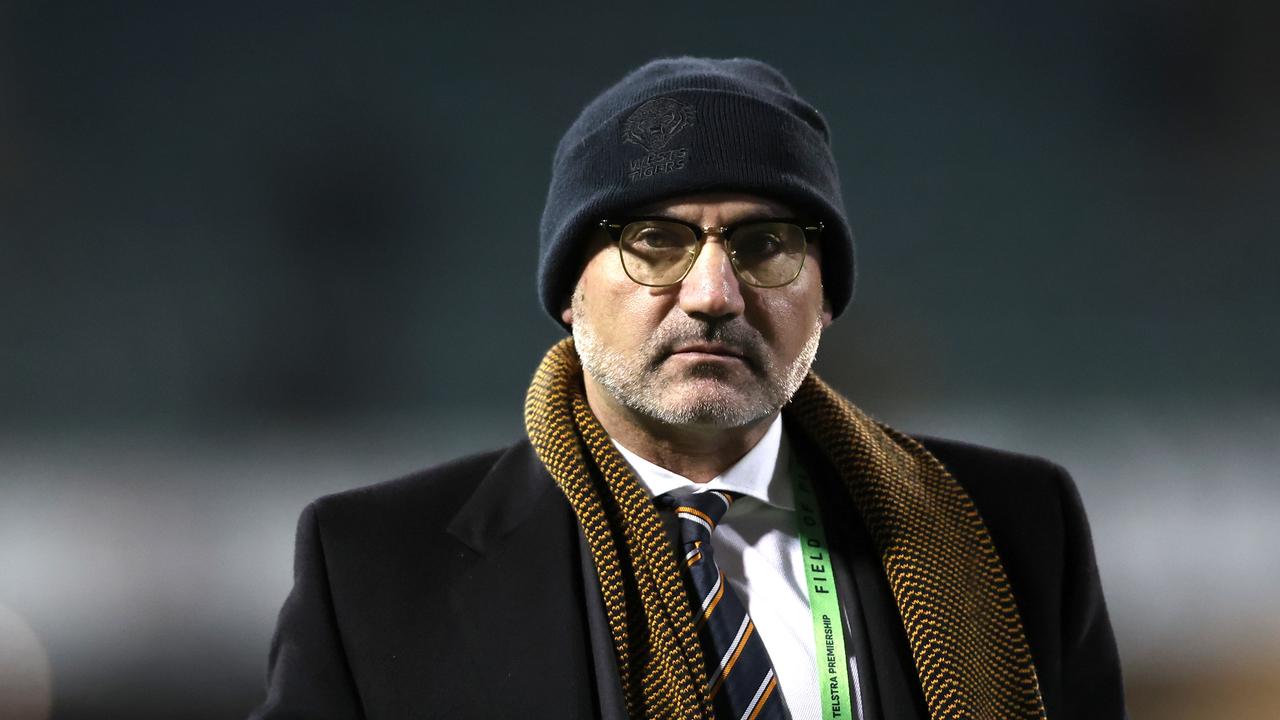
[537,56,855,326]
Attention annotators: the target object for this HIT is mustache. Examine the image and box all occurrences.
[647,317,766,371]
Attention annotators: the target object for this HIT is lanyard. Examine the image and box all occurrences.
[791,455,856,720]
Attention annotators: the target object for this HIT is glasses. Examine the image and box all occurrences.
[598,216,822,288]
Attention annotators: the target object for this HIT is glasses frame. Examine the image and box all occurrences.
[598,216,823,288]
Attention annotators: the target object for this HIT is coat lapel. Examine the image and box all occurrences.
[838,495,930,719]
[579,533,630,720]
[445,440,624,718]
[794,426,930,720]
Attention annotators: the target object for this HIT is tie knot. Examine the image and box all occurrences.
[671,489,736,543]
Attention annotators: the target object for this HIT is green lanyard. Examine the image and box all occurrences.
[791,455,855,720]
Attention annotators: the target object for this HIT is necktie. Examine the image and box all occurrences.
[668,489,788,720]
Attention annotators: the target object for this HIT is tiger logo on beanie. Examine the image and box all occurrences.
[622,97,696,152]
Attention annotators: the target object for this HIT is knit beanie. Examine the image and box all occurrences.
[537,56,855,326]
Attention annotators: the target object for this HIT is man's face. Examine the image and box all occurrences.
[564,192,832,430]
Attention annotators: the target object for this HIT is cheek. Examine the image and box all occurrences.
[746,277,823,357]
[579,252,671,342]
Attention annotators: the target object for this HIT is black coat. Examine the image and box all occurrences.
[248,433,1126,719]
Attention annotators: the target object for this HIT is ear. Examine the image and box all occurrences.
[560,304,574,326]
[820,296,833,329]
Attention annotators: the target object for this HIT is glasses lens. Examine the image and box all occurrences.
[728,222,807,287]
[618,220,698,285]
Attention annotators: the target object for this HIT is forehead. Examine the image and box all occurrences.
[627,191,795,222]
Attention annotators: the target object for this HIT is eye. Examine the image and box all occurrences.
[634,226,684,249]
[731,229,784,260]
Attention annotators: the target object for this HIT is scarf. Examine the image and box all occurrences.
[524,338,1046,719]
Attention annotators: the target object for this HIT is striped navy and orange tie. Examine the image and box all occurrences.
[668,489,788,720]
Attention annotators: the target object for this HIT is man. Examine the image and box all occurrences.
[250,57,1126,719]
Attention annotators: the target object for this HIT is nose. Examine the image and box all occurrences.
[677,237,745,320]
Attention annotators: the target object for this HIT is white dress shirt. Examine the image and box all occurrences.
[612,415,828,719]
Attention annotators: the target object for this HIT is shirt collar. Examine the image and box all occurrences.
[612,414,795,511]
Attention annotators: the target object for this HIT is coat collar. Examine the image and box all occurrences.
[445,438,558,554]
[443,437,629,719]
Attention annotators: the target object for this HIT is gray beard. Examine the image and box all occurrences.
[571,290,823,429]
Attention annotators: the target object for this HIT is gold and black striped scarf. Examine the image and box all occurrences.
[524,338,1046,720]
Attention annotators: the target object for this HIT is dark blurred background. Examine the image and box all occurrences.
[1,2,1277,718]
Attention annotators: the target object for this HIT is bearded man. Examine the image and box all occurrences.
[250,57,1127,720]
